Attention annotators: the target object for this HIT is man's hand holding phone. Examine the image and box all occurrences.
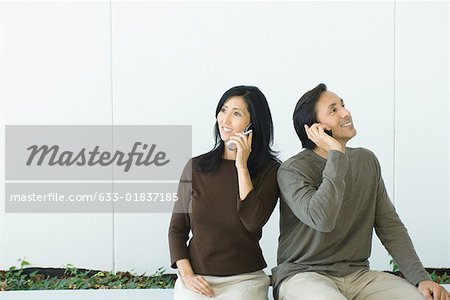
[305,123,344,154]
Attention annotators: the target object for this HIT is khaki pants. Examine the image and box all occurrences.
[174,270,270,300]
[278,269,424,300]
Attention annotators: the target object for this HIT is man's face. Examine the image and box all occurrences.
[315,90,357,144]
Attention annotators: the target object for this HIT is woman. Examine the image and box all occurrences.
[169,85,280,299]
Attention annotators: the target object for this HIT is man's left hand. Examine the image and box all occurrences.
[418,280,449,300]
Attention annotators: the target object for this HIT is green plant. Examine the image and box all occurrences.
[18,257,31,269]
[0,259,175,291]
[430,270,450,284]
[389,257,450,285]
[389,257,400,273]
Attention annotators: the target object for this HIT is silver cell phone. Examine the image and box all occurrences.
[226,124,253,150]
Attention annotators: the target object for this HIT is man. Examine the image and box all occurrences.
[272,83,449,300]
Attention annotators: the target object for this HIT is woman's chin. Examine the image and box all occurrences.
[219,134,230,142]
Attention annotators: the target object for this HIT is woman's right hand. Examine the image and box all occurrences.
[181,273,215,298]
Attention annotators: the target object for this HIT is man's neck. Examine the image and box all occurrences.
[313,142,347,159]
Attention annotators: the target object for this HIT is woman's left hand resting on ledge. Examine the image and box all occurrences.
[176,258,215,298]
[181,273,215,298]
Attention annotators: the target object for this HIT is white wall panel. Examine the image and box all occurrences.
[0,2,113,270]
[395,1,449,267]
[0,1,447,277]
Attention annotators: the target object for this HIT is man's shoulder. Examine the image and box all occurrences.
[347,147,378,160]
[279,149,322,175]
[279,147,379,169]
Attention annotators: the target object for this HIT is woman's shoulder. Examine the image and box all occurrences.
[266,157,281,168]
[191,153,206,161]
[190,153,210,167]
[188,152,218,175]
[257,158,281,175]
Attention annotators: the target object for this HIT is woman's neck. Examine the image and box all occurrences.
[223,147,236,160]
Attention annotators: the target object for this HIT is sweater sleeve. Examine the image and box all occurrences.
[168,161,192,269]
[372,158,431,285]
[236,161,280,233]
[277,150,348,232]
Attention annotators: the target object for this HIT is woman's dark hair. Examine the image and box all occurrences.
[293,83,327,150]
[197,85,278,176]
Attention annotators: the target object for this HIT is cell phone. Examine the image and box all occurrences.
[226,123,253,150]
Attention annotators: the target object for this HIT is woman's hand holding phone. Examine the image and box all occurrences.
[305,123,344,154]
[228,130,252,170]
[225,124,253,199]
[226,125,253,150]
[225,124,253,168]
[231,130,253,200]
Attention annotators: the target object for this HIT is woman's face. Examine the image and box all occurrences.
[216,96,251,142]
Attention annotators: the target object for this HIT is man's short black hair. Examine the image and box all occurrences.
[293,83,327,149]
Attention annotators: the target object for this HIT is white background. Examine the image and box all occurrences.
[0,1,449,276]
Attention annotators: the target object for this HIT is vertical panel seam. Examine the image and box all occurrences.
[393,0,396,206]
[448,0,450,264]
[108,0,116,274]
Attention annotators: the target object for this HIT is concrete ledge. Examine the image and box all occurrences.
[0,285,447,299]
[0,288,276,300]
[0,289,174,300]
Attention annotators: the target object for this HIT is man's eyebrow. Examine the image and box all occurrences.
[328,103,337,111]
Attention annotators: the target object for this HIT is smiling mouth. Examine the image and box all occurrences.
[341,121,353,127]
[222,126,232,133]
